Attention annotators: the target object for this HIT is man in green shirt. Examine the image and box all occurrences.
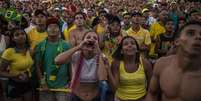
[35,18,71,101]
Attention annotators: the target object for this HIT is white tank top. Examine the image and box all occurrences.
[80,57,98,83]
[0,35,6,54]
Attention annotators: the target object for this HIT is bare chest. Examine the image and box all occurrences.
[160,66,201,101]
[74,30,86,39]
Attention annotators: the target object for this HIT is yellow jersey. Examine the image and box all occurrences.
[127,27,151,46]
[149,22,166,57]
[1,48,33,77]
[27,28,48,49]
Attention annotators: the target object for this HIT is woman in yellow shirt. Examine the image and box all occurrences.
[0,28,33,101]
[108,36,152,101]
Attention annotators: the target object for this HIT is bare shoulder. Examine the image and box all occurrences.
[154,55,176,75]
[69,29,77,35]
[156,55,175,65]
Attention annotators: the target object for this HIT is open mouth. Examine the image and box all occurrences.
[193,43,201,47]
[192,44,201,49]
[86,44,95,48]
[85,45,95,51]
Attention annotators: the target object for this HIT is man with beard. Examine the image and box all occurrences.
[145,21,201,101]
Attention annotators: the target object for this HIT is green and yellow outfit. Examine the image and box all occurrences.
[0,7,22,22]
[35,39,71,89]
[103,34,123,64]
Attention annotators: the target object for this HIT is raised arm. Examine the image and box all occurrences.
[55,39,88,65]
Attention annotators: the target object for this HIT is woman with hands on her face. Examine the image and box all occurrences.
[55,31,109,101]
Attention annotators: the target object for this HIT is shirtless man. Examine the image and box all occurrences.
[69,12,88,47]
[145,21,201,101]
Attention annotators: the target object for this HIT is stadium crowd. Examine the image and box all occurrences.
[0,0,201,101]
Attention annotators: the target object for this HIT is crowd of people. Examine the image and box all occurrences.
[0,0,201,101]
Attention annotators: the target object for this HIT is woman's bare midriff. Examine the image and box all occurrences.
[73,82,99,101]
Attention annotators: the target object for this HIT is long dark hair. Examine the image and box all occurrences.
[9,27,30,50]
[112,36,140,64]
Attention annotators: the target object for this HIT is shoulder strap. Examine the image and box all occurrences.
[96,54,100,68]
[97,54,109,81]
[139,56,144,70]
[70,52,84,90]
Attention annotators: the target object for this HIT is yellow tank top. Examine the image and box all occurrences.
[115,59,146,100]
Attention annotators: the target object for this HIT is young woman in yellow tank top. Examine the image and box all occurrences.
[108,36,152,101]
